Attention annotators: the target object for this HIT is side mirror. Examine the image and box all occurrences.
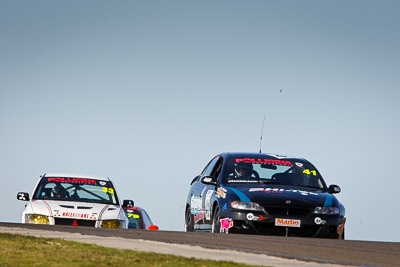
[122,199,134,208]
[17,192,30,201]
[148,225,159,230]
[190,175,200,185]
[328,184,341,194]
[201,176,217,186]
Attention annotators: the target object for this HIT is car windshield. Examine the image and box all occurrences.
[124,209,144,229]
[224,157,327,189]
[33,177,119,205]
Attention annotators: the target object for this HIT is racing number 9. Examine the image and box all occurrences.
[102,187,114,194]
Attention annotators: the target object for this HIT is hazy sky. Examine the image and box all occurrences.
[1,1,399,242]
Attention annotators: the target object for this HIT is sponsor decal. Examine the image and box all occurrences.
[17,193,28,201]
[246,213,255,221]
[47,177,97,185]
[216,188,226,199]
[190,195,202,214]
[295,162,303,167]
[249,188,318,196]
[275,218,301,227]
[58,212,91,219]
[194,210,205,223]
[220,218,233,234]
[265,188,285,194]
[205,190,213,220]
[236,158,293,166]
[287,189,318,196]
[249,188,264,192]
[314,217,327,225]
[228,180,259,183]
[246,213,270,221]
[99,181,106,186]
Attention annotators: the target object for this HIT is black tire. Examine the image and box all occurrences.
[185,207,194,232]
[211,206,220,233]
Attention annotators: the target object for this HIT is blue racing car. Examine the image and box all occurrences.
[185,152,346,239]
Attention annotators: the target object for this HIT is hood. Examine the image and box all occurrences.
[30,200,122,220]
[226,184,336,207]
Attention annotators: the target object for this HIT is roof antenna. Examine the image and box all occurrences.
[259,114,266,153]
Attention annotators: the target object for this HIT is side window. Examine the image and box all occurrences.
[210,157,224,180]
[141,210,152,229]
[201,156,220,177]
[34,183,55,199]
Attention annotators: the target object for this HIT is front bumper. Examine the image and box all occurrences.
[24,215,127,229]
[221,209,345,238]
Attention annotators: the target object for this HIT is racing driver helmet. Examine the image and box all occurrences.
[53,184,69,199]
[234,162,253,178]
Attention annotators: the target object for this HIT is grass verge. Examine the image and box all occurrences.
[0,233,258,267]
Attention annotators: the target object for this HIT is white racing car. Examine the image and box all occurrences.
[17,173,133,229]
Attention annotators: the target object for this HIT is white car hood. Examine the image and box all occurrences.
[29,200,122,221]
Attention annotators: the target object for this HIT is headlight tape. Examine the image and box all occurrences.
[227,187,251,202]
[323,195,333,206]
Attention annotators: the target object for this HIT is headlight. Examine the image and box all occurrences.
[313,206,339,215]
[26,214,50,224]
[101,220,121,228]
[230,201,264,211]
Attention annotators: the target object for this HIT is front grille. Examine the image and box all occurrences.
[263,206,312,216]
[55,218,96,227]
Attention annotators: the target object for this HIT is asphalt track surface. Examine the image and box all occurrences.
[1,223,399,267]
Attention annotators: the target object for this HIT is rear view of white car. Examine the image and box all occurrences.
[17,173,132,229]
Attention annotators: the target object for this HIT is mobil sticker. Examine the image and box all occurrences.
[275,218,301,228]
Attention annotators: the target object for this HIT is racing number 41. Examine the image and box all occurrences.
[303,169,316,176]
